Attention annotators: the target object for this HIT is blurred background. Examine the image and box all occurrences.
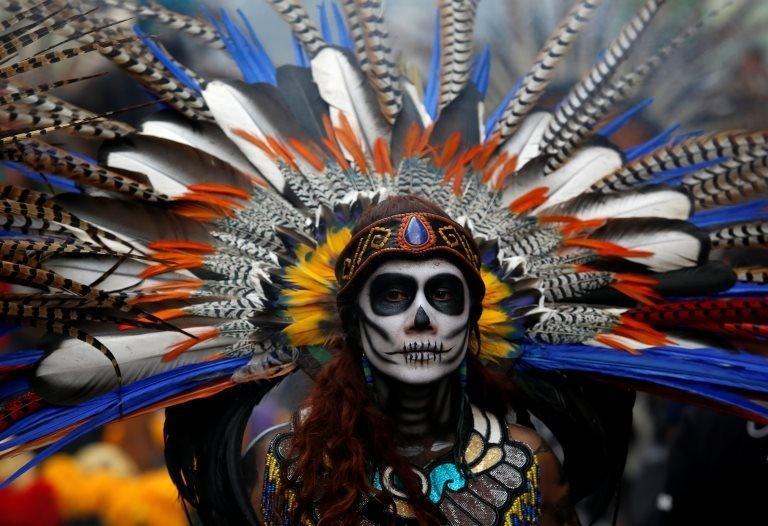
[0,0,767,525]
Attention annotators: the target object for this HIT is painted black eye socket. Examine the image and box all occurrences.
[425,274,465,315]
[369,273,416,316]
[384,289,409,302]
[431,288,454,301]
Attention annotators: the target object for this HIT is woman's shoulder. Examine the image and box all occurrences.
[504,421,547,453]
[499,420,579,525]
[500,419,561,480]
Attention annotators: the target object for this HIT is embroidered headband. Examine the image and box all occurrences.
[335,213,485,300]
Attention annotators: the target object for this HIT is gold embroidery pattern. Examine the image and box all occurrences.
[369,226,392,249]
[437,225,480,268]
[341,226,394,281]
[336,213,482,293]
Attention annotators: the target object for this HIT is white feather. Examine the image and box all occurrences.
[402,79,432,126]
[541,187,693,220]
[502,145,622,209]
[203,80,286,190]
[45,257,194,291]
[139,116,259,179]
[311,47,390,153]
[35,329,235,405]
[586,335,653,350]
[500,111,553,170]
[594,229,703,272]
[478,101,486,143]
[104,148,188,197]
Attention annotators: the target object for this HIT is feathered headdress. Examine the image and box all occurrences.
[0,0,766,488]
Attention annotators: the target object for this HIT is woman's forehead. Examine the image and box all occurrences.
[366,258,464,280]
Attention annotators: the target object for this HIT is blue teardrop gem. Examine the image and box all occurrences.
[405,216,429,246]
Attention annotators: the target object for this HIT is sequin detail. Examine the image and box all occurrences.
[502,455,541,526]
[261,438,296,526]
[429,462,466,503]
[261,407,542,525]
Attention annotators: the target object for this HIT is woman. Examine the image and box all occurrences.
[0,2,766,526]
[250,195,577,525]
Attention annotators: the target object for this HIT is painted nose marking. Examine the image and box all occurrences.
[413,306,431,330]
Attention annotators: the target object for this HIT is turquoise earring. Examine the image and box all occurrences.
[361,354,374,387]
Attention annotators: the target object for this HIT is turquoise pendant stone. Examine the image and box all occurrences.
[404,216,429,246]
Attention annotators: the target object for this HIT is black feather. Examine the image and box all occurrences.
[513,369,635,517]
[164,382,276,525]
[390,87,425,167]
[276,65,329,143]
[55,193,213,246]
[430,84,482,151]
[574,262,737,306]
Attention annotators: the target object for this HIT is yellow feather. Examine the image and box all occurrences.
[282,228,351,348]
[478,269,518,362]
[481,269,512,306]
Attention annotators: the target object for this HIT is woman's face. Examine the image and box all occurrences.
[356,258,471,384]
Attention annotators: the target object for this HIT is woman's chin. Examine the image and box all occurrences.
[374,360,462,385]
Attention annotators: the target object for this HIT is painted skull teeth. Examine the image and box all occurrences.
[398,341,451,364]
[405,351,443,364]
[400,341,447,354]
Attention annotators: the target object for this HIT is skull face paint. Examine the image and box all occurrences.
[357,258,471,384]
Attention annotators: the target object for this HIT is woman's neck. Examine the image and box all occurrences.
[371,372,459,439]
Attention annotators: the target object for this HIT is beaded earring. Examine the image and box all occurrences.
[361,354,374,387]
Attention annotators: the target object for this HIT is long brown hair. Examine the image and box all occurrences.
[273,195,516,525]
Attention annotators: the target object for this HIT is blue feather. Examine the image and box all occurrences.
[520,343,768,393]
[716,283,768,297]
[483,77,522,139]
[3,161,81,192]
[478,48,491,99]
[519,343,768,420]
[292,36,309,67]
[625,124,680,161]
[0,357,248,487]
[236,9,277,84]
[0,324,18,337]
[0,378,31,400]
[331,2,353,50]
[203,7,276,85]
[318,1,334,44]
[202,7,246,78]
[0,350,44,370]
[134,25,202,94]
[690,198,768,228]
[470,45,491,98]
[220,9,262,83]
[597,98,654,138]
[0,358,245,445]
[424,9,442,120]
